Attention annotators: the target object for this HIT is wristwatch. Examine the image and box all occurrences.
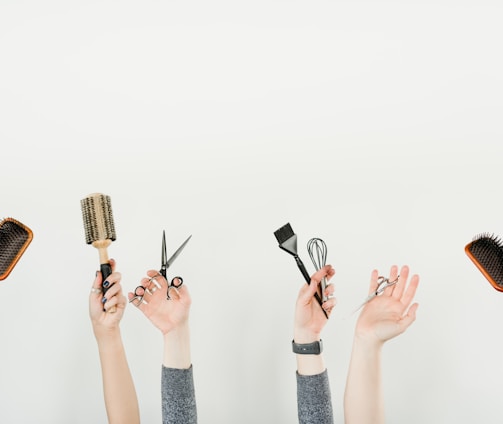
[291,339,323,355]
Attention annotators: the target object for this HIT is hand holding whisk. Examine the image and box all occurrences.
[307,238,328,302]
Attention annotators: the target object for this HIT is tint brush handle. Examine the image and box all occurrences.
[295,256,311,283]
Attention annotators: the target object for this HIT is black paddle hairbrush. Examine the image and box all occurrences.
[465,233,503,292]
[274,222,328,318]
[0,217,33,281]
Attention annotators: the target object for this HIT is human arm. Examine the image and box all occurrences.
[344,265,420,424]
[294,265,336,424]
[128,271,196,424]
[89,259,140,424]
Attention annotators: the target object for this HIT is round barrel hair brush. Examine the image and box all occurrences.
[0,217,33,281]
[81,193,117,297]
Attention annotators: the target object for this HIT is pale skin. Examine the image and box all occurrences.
[89,259,140,424]
[127,270,192,369]
[344,264,420,424]
[294,265,337,376]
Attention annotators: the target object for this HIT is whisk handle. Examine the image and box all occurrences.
[295,256,328,319]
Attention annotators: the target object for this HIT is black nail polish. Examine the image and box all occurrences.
[102,297,107,303]
[103,280,110,288]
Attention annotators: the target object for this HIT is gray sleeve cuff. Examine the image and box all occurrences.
[161,365,197,424]
[296,369,334,424]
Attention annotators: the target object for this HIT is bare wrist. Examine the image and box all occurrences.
[94,328,124,351]
[353,333,384,352]
[163,323,191,369]
[293,328,321,344]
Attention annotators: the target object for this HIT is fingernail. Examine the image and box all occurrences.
[102,297,107,303]
[103,281,110,288]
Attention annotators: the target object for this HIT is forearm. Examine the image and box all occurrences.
[95,329,140,424]
[344,337,384,424]
[163,321,191,369]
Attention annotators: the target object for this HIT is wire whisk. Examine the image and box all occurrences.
[307,238,328,302]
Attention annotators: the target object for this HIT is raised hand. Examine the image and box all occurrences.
[355,265,419,346]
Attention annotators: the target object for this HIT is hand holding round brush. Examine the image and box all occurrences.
[89,259,126,324]
[81,193,117,312]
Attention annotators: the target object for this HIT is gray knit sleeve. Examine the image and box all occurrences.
[296,369,334,424]
[161,365,197,424]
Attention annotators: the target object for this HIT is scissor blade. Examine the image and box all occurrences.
[352,293,375,315]
[162,230,167,263]
[165,235,192,268]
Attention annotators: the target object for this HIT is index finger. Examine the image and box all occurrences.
[309,265,335,285]
[299,265,334,300]
[146,269,168,286]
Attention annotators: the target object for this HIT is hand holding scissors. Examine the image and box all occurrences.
[129,231,191,306]
[128,232,193,335]
[352,275,400,315]
[352,265,420,345]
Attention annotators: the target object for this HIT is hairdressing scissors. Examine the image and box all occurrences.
[352,275,400,314]
[129,231,192,306]
[161,230,191,299]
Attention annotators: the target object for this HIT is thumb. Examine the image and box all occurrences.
[398,302,419,332]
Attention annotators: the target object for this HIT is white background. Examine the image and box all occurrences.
[1,0,502,423]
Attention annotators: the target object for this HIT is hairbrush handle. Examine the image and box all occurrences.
[100,263,112,291]
[295,256,329,319]
[93,239,114,296]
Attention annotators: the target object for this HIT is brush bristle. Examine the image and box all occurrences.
[0,218,33,280]
[274,222,295,244]
[81,193,116,244]
[465,233,503,291]
[274,222,299,256]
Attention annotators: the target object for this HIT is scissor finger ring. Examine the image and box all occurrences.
[129,295,148,306]
[171,276,183,288]
[134,285,146,296]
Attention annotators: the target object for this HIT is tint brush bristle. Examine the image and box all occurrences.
[0,218,33,280]
[465,233,503,291]
[274,222,298,256]
[274,222,295,244]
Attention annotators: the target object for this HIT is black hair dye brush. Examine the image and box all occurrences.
[465,233,503,292]
[81,193,117,304]
[274,222,328,318]
[0,217,33,281]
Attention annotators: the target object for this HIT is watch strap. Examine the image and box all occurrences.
[292,339,323,355]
